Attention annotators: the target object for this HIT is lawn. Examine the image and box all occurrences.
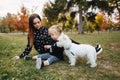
[0,32,120,80]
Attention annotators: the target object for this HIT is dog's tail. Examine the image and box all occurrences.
[95,44,103,55]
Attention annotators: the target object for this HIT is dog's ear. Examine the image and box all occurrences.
[63,35,72,42]
[63,36,67,40]
[63,35,69,41]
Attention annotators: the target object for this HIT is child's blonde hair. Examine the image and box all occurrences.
[48,25,62,34]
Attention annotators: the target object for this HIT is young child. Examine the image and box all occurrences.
[35,26,64,69]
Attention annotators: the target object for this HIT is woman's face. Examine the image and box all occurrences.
[33,18,41,30]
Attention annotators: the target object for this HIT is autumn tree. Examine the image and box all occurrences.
[102,18,107,31]
[17,6,29,33]
[106,18,114,31]
[64,12,74,31]
[58,13,67,30]
[0,17,6,32]
[95,12,104,31]
[41,17,48,27]
[0,6,30,33]
[0,13,15,33]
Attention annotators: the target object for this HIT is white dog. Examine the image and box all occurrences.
[56,32,103,68]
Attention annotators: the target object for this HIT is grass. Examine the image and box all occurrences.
[0,32,120,80]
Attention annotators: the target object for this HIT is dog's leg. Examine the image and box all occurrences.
[65,50,76,66]
[65,50,71,64]
[69,53,76,66]
[86,60,90,64]
[89,58,97,68]
[90,63,97,68]
[87,53,97,68]
[90,54,97,68]
[70,57,76,66]
[67,54,73,65]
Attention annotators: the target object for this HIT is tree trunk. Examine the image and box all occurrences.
[78,5,83,34]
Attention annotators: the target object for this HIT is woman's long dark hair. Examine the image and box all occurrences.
[28,13,41,46]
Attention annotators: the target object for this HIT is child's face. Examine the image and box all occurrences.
[50,31,60,40]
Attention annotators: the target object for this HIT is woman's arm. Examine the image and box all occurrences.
[19,36,32,58]
[13,36,32,60]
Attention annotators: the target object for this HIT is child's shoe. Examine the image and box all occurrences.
[36,58,42,69]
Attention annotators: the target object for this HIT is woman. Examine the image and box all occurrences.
[13,13,55,60]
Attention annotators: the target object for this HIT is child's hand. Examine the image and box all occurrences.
[44,45,51,49]
[12,56,20,60]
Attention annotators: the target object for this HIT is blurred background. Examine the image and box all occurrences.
[0,0,119,34]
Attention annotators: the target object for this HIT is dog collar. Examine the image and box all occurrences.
[65,44,71,50]
[71,52,75,56]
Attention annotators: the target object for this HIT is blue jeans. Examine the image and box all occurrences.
[37,53,59,64]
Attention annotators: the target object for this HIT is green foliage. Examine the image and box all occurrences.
[65,13,74,31]
[58,12,75,31]
[83,21,95,33]
[87,0,115,15]
[43,0,67,26]
[86,12,97,22]
[0,16,14,33]
[0,32,120,80]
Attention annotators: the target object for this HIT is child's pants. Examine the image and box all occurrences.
[37,53,59,64]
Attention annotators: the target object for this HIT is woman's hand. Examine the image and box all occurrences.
[44,45,51,49]
[12,56,20,60]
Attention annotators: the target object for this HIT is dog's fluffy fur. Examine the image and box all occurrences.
[56,32,103,68]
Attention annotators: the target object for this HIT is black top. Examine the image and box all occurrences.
[50,41,64,60]
[19,26,54,58]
